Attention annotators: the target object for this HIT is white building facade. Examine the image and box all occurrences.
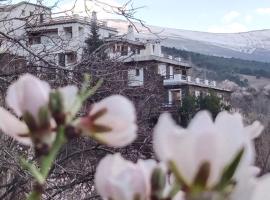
[0,2,118,68]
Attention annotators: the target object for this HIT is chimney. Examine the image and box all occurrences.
[126,24,135,41]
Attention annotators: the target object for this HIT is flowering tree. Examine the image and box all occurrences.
[0,73,269,200]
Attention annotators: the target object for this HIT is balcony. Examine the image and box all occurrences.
[163,74,228,91]
[163,74,191,85]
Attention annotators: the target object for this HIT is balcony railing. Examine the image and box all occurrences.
[163,74,225,90]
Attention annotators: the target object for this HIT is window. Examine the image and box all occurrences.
[78,27,84,36]
[58,53,65,67]
[174,67,182,74]
[21,10,25,16]
[170,90,182,104]
[132,48,140,55]
[195,90,200,97]
[29,35,41,45]
[121,45,128,56]
[66,52,77,64]
[30,11,34,16]
[182,70,187,76]
[40,14,44,23]
[64,27,73,39]
[116,45,121,52]
[135,69,140,76]
[58,52,77,66]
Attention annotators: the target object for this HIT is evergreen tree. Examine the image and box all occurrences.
[178,93,230,127]
[198,94,222,119]
[179,95,197,127]
[84,19,103,55]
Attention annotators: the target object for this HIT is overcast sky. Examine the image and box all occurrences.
[53,0,270,33]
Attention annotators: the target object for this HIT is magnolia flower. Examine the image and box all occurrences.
[153,111,263,188]
[76,95,137,147]
[95,153,156,200]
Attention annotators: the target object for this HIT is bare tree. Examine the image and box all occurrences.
[0,1,166,199]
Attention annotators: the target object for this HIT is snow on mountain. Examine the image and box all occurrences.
[106,19,270,62]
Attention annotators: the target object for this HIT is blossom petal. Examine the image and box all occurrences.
[94,123,137,147]
[0,107,31,145]
[58,85,78,113]
[88,95,137,147]
[90,95,136,123]
[95,154,151,200]
[153,113,185,161]
[153,113,199,185]
[6,74,50,119]
[252,174,270,200]
[188,111,214,134]
[245,121,264,139]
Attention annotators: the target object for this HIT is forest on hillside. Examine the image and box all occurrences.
[162,46,270,86]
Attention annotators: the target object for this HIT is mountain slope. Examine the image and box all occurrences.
[106,19,270,63]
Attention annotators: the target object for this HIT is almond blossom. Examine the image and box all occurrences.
[231,170,270,200]
[6,73,51,121]
[95,153,156,200]
[0,74,51,145]
[251,174,270,200]
[231,166,261,200]
[0,74,78,146]
[0,107,31,145]
[153,111,264,189]
[75,95,137,147]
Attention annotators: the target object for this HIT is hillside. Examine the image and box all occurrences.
[162,46,270,87]
[106,19,270,63]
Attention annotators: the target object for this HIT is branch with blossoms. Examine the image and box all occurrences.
[0,73,269,200]
[0,73,137,200]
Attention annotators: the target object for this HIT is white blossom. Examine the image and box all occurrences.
[58,85,78,114]
[153,111,263,188]
[95,153,156,200]
[251,174,270,200]
[0,107,31,145]
[77,95,137,147]
[231,166,260,200]
[6,73,50,120]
